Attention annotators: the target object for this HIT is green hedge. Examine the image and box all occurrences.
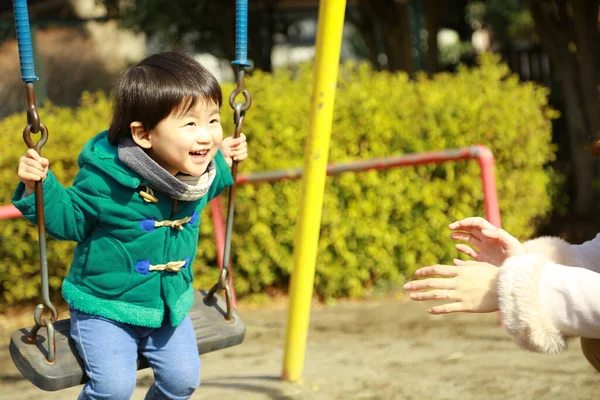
[0,54,559,307]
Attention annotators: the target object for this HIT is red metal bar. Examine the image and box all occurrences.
[0,204,22,220]
[472,145,501,228]
[236,147,475,185]
[235,145,501,226]
[210,198,226,276]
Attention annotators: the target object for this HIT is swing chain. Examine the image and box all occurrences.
[205,66,251,322]
[228,67,252,115]
[21,82,57,363]
[206,268,234,322]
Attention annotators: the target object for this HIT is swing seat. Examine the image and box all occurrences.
[9,290,245,391]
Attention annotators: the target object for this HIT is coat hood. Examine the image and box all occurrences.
[77,130,142,189]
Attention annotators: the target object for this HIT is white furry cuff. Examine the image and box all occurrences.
[522,236,577,267]
[498,252,571,354]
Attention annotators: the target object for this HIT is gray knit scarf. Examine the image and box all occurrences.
[117,138,216,201]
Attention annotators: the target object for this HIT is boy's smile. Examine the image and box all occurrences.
[131,99,223,177]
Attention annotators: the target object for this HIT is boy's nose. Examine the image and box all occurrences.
[195,128,212,143]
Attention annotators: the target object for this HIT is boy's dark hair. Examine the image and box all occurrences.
[108,51,222,145]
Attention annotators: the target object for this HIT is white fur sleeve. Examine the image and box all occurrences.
[569,233,600,273]
[497,236,600,354]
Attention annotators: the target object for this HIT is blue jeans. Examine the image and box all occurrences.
[70,309,201,400]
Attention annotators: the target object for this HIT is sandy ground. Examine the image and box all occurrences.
[1,297,599,400]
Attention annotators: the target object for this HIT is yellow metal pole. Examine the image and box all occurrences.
[281,0,347,383]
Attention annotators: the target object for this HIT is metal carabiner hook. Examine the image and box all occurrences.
[229,67,252,112]
[223,281,234,322]
[25,83,41,134]
[23,123,49,154]
[205,268,229,301]
[204,268,234,322]
[229,87,252,113]
[28,304,58,364]
[23,83,48,153]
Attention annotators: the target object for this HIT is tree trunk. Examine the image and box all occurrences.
[355,0,381,68]
[530,0,600,215]
[570,0,600,180]
[396,0,414,75]
[357,0,414,74]
[248,0,276,72]
[381,24,406,72]
[424,0,446,76]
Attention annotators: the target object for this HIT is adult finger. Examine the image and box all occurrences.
[414,264,458,278]
[449,217,496,232]
[450,231,482,245]
[455,244,479,259]
[428,301,467,315]
[403,277,455,292]
[451,259,491,268]
[409,289,455,301]
[481,228,518,247]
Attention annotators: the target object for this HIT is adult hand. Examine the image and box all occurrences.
[449,217,524,266]
[403,260,500,314]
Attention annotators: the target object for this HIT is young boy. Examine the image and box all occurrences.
[14,51,248,399]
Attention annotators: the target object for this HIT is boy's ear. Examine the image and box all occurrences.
[130,121,152,149]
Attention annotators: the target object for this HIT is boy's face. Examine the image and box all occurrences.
[145,100,223,176]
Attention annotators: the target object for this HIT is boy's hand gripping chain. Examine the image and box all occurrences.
[206,0,252,321]
[13,0,58,363]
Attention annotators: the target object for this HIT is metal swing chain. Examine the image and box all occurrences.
[206,0,253,322]
[24,81,58,366]
[206,66,252,322]
[13,0,57,364]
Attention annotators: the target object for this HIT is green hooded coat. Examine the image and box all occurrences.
[12,131,233,327]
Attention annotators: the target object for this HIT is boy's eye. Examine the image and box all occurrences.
[185,122,196,127]
[210,119,220,124]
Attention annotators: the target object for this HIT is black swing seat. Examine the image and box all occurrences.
[9,290,245,391]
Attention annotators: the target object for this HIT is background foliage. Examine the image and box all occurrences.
[0,55,559,308]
